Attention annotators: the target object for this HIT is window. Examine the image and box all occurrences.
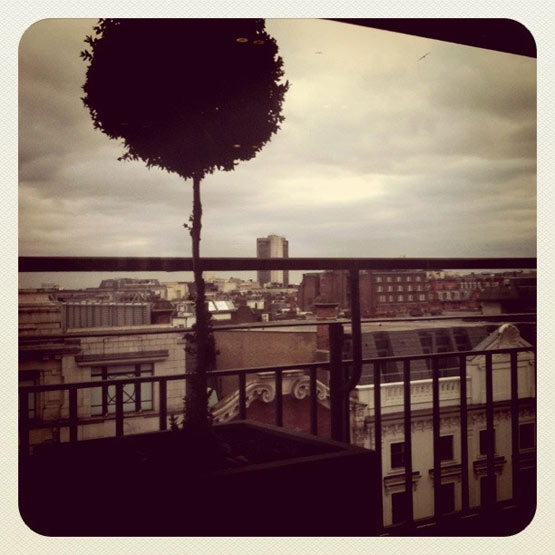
[397,285,403,292]
[376,276,382,283]
[398,295,404,302]
[407,285,413,292]
[91,363,153,416]
[419,294,425,301]
[519,423,535,449]
[387,276,392,282]
[396,276,402,282]
[379,295,386,302]
[389,295,394,302]
[19,372,39,420]
[439,435,454,461]
[439,482,455,514]
[408,294,413,301]
[391,441,405,468]
[407,276,412,282]
[377,285,383,292]
[391,491,409,524]
[388,285,393,292]
[479,429,495,455]
[416,276,421,282]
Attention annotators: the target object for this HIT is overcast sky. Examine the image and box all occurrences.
[18,19,536,287]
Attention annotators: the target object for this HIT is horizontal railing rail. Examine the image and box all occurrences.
[19,255,537,272]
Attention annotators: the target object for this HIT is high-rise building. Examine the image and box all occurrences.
[256,234,289,286]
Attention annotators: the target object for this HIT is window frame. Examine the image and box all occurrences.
[390,441,405,469]
[91,362,154,416]
[479,428,496,456]
[19,371,40,421]
[439,434,454,461]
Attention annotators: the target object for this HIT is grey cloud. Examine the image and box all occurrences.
[18,19,536,274]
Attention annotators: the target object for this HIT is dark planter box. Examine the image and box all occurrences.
[20,420,380,536]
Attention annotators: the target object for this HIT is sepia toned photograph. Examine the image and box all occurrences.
[18,18,536,537]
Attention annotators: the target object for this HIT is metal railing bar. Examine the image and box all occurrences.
[159,379,167,431]
[403,359,414,525]
[115,383,124,437]
[510,351,519,504]
[19,391,30,457]
[238,373,247,420]
[309,367,318,436]
[69,388,78,442]
[459,355,470,511]
[432,357,441,521]
[347,268,363,391]
[329,323,345,442]
[373,360,383,528]
[485,352,495,507]
[19,255,537,273]
[275,369,283,427]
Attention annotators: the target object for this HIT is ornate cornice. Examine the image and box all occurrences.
[211,373,329,424]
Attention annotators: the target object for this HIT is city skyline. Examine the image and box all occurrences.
[19,19,536,284]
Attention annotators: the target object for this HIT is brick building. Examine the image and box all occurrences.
[298,269,431,317]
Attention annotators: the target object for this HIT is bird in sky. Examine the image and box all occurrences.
[417,52,430,62]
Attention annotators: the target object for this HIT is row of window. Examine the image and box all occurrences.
[376,276,423,283]
[390,424,535,470]
[391,476,503,524]
[378,294,427,303]
[377,285,424,293]
[389,424,535,525]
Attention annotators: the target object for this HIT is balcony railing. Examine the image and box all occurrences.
[19,255,536,533]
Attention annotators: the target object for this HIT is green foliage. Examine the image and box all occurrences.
[81,18,289,180]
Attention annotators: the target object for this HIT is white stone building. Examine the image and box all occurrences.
[19,291,186,450]
[352,324,535,526]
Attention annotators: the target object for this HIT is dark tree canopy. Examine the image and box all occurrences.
[81,19,289,179]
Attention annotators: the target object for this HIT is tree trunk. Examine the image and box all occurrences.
[185,172,209,427]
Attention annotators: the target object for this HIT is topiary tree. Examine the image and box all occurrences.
[81,19,288,429]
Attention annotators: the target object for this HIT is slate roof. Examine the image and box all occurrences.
[356,325,494,385]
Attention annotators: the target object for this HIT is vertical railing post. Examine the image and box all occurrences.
[432,357,442,521]
[403,359,414,525]
[485,352,495,507]
[275,369,283,427]
[69,387,78,442]
[238,373,247,420]
[348,267,362,444]
[19,389,30,457]
[374,360,383,529]
[115,382,124,437]
[159,378,167,431]
[510,351,520,504]
[309,367,318,436]
[329,322,345,442]
[459,355,470,512]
